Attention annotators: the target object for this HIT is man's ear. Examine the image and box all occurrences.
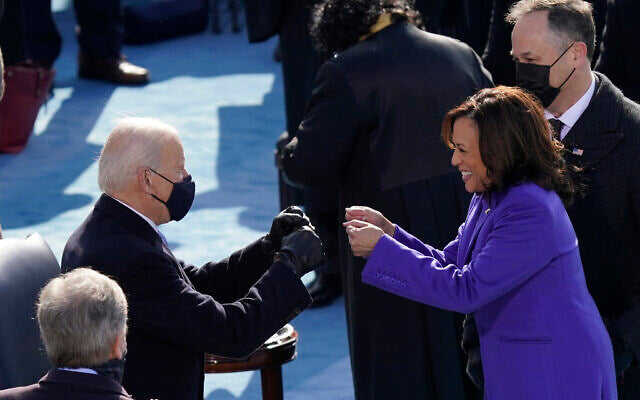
[137,167,153,194]
[572,41,589,68]
[109,331,127,360]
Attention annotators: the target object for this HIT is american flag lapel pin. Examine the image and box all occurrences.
[572,147,584,156]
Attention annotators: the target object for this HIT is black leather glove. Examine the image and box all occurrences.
[461,314,484,390]
[265,206,311,251]
[274,226,325,277]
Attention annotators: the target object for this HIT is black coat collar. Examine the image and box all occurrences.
[40,369,131,397]
[563,72,625,166]
[94,194,164,251]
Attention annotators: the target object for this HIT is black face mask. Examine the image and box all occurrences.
[515,42,576,108]
[93,357,126,384]
[149,168,195,221]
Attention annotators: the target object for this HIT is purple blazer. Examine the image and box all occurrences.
[362,182,616,399]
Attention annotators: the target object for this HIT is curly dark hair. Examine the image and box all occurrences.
[310,0,423,57]
[441,86,581,206]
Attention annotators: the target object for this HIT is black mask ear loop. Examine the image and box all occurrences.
[550,42,576,90]
[148,168,174,205]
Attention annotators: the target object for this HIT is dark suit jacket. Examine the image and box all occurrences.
[283,22,492,192]
[562,72,640,357]
[0,369,131,400]
[595,0,640,103]
[61,195,312,400]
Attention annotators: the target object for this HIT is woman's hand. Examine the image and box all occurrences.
[345,206,395,236]
[343,219,385,257]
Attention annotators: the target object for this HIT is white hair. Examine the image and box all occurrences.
[37,268,128,367]
[98,118,179,194]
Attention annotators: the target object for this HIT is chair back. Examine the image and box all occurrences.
[0,233,60,389]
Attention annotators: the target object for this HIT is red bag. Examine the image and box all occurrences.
[0,65,55,153]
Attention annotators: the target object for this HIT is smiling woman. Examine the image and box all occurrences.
[344,86,616,399]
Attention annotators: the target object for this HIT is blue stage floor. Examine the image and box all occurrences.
[0,4,354,399]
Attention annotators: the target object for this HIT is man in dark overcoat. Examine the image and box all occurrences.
[61,118,324,400]
[281,0,492,398]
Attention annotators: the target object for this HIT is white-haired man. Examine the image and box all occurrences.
[0,268,132,400]
[62,118,324,400]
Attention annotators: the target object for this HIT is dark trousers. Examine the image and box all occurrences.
[0,0,61,65]
[0,0,122,66]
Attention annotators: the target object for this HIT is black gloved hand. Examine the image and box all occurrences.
[265,206,311,251]
[274,226,325,276]
[461,314,484,390]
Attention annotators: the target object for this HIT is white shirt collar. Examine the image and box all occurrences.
[108,195,167,246]
[58,367,98,375]
[544,73,596,140]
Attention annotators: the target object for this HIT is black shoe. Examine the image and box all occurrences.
[78,53,149,85]
[308,272,342,308]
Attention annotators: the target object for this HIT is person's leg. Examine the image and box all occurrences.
[74,0,148,84]
[74,0,122,59]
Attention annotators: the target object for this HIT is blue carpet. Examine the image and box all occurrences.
[0,4,353,399]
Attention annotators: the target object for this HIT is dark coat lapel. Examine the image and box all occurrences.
[94,194,164,251]
[94,194,194,288]
[563,73,625,167]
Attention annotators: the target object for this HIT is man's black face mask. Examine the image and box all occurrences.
[149,168,195,221]
[515,42,576,108]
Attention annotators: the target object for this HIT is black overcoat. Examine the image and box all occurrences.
[562,73,640,398]
[61,195,311,400]
[0,369,132,400]
[283,22,492,399]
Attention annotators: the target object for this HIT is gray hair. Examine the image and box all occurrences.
[98,118,179,194]
[37,268,128,367]
[506,0,596,60]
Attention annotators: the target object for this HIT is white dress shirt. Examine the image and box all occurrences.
[544,72,596,140]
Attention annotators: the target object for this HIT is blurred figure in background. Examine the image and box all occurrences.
[244,0,343,307]
[0,268,133,400]
[595,0,640,103]
[282,0,492,398]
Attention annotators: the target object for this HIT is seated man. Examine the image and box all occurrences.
[61,118,323,400]
[0,268,132,399]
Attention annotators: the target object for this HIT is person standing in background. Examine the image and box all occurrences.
[244,0,343,307]
[282,0,492,398]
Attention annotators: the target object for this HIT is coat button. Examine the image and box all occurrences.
[294,307,302,314]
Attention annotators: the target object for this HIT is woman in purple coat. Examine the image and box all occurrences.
[344,86,616,399]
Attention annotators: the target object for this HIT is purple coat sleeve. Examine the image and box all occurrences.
[392,225,461,268]
[362,196,557,314]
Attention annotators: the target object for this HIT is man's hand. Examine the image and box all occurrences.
[343,219,384,257]
[274,226,325,276]
[266,206,311,250]
[345,206,394,236]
